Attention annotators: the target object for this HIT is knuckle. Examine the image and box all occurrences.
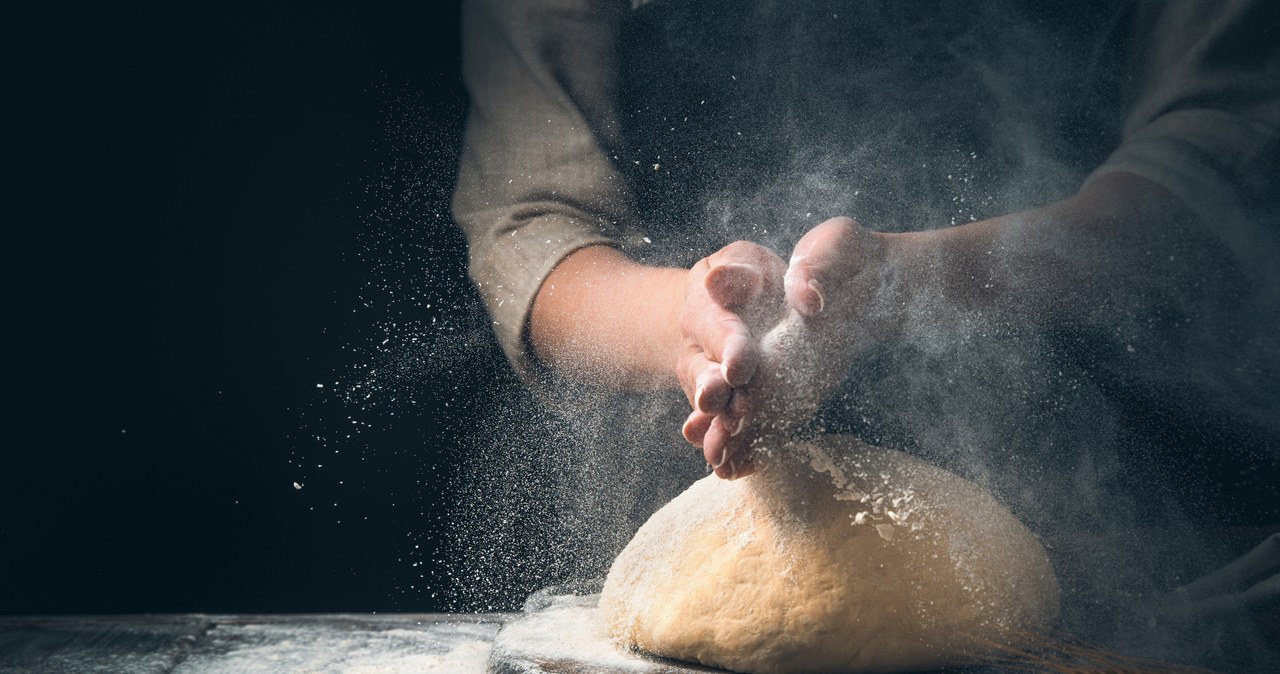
[695,366,715,385]
[716,315,746,334]
[676,362,692,388]
[721,240,763,259]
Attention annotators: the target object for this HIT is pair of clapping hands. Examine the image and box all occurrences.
[677,216,898,479]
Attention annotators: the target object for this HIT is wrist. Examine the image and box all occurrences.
[865,231,915,342]
[890,171,1203,331]
[530,246,686,389]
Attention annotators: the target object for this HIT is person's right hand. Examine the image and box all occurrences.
[676,241,788,478]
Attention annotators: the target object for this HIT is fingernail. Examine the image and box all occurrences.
[720,361,730,383]
[807,278,825,314]
[711,451,727,469]
[730,416,746,436]
[712,445,732,469]
[726,458,739,480]
[694,383,705,412]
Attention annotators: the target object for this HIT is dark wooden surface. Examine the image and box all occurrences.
[0,613,511,673]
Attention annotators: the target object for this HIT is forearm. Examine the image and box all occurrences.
[892,172,1218,334]
[529,246,687,389]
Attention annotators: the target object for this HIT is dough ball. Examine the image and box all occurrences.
[599,435,1059,674]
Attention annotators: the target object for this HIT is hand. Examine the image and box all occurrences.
[784,217,897,328]
[695,218,903,478]
[676,241,788,478]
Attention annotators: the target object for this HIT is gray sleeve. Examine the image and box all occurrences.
[1086,0,1280,253]
[452,0,648,379]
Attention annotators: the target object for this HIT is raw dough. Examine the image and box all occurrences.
[599,435,1059,674]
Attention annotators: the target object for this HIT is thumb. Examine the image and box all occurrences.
[705,262,763,310]
[785,217,858,317]
[784,257,824,317]
[778,218,860,319]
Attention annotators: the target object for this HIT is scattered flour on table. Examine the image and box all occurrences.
[494,603,660,672]
[173,622,497,674]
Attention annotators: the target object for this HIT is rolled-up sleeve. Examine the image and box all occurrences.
[1087,1,1280,243]
[453,0,648,379]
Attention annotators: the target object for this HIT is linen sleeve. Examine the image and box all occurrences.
[452,0,648,379]
[1086,0,1280,251]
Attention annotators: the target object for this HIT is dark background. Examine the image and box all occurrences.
[6,4,495,613]
[7,1,1278,626]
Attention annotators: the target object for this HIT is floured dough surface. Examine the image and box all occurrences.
[599,435,1059,674]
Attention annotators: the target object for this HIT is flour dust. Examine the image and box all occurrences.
[310,6,1276,671]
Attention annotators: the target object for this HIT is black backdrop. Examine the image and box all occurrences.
[5,3,494,613]
[10,1,1279,624]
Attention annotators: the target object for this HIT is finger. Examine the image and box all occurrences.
[682,410,714,447]
[687,308,760,387]
[715,453,756,480]
[720,331,758,388]
[702,415,733,470]
[752,250,789,311]
[676,351,715,405]
[707,388,749,441]
[705,263,763,310]
[709,247,789,331]
[784,257,822,317]
[786,217,857,317]
[725,388,751,430]
[693,363,732,415]
[785,274,825,317]
[702,410,750,468]
[680,353,733,414]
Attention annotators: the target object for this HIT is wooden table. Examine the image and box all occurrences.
[0,613,513,673]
